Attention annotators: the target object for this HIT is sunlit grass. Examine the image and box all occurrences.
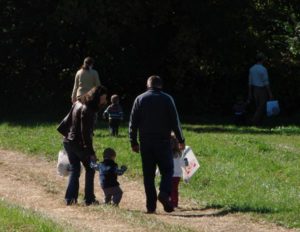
[0,199,68,232]
[90,204,193,232]
[0,121,299,228]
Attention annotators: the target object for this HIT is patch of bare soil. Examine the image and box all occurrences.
[0,150,298,232]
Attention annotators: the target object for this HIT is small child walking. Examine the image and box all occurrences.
[232,95,248,126]
[91,148,127,206]
[103,95,123,136]
[170,133,188,208]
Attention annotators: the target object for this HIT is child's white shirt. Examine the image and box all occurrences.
[173,155,186,177]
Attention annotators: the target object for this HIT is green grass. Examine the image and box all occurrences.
[0,199,68,232]
[181,124,300,228]
[0,121,300,228]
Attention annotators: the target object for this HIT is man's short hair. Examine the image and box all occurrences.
[147,75,163,88]
[256,53,265,62]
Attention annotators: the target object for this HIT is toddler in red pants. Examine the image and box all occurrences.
[170,133,188,208]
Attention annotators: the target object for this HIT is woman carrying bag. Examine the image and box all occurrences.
[58,86,107,206]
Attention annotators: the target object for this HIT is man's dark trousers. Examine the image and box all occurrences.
[140,138,174,212]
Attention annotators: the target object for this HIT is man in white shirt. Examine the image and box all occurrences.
[248,53,273,125]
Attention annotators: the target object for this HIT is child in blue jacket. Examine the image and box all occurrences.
[91,148,127,205]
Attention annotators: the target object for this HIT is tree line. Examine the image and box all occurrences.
[1,0,299,118]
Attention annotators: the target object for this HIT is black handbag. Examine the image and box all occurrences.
[57,104,75,136]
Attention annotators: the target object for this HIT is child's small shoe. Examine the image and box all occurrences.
[65,198,77,206]
[85,199,100,206]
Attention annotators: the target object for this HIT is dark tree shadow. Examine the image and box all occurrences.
[1,114,299,136]
[183,125,300,135]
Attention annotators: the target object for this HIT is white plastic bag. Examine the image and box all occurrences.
[57,149,71,177]
[266,100,280,117]
[181,146,200,183]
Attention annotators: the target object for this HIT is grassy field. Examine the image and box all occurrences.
[0,120,299,228]
[0,199,67,232]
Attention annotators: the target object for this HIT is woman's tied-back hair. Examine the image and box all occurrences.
[111,94,119,104]
[103,147,116,159]
[81,85,107,111]
[82,57,94,70]
[170,133,181,158]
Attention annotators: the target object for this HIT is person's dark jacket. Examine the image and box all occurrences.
[129,88,185,146]
[64,101,97,156]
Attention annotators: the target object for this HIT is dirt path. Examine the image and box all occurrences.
[0,150,298,232]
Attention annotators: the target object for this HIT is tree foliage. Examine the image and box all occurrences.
[1,0,299,117]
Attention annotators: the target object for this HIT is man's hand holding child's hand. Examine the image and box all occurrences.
[179,143,185,151]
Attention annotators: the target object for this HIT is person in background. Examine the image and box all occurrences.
[129,75,185,214]
[103,94,123,136]
[91,148,127,206]
[71,57,101,104]
[232,95,247,126]
[248,53,273,125]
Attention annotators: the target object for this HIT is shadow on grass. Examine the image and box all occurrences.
[0,119,122,131]
[94,133,127,138]
[2,119,299,136]
[183,125,300,135]
[1,115,299,136]
[164,205,275,218]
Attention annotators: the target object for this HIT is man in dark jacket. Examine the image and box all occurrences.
[129,75,185,213]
